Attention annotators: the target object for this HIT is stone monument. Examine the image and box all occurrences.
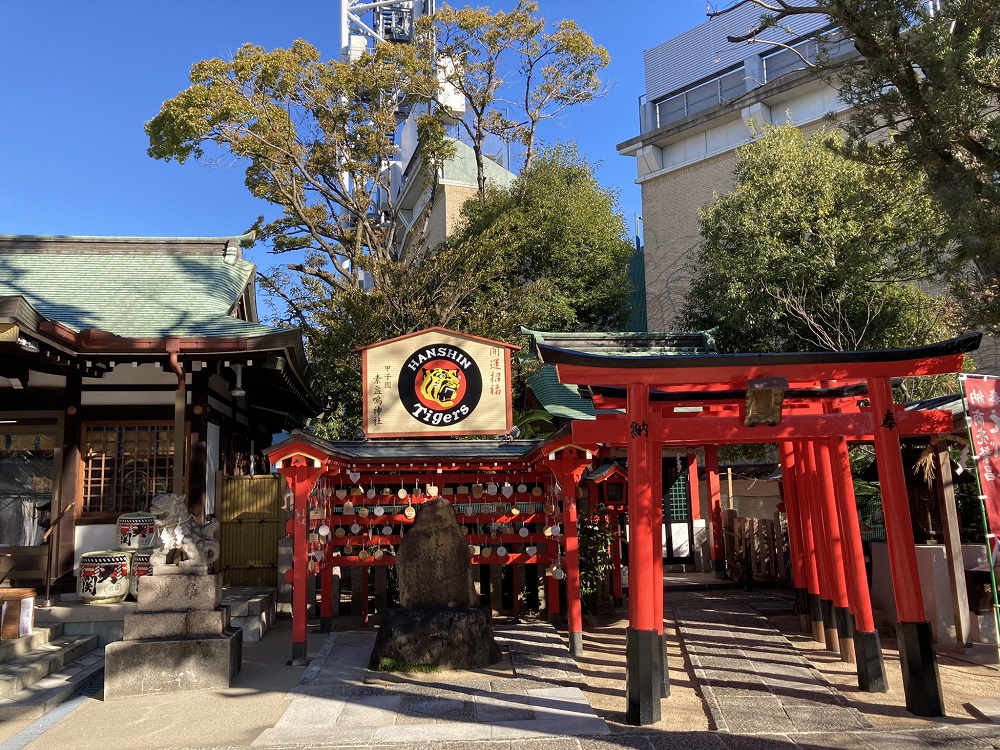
[103,494,242,699]
[370,498,501,670]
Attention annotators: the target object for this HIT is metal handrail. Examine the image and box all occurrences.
[38,503,75,608]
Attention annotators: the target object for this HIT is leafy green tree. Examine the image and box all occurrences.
[258,147,634,438]
[679,125,956,360]
[145,16,621,438]
[424,0,609,193]
[711,0,1000,329]
[146,40,448,293]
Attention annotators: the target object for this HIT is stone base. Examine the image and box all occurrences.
[369,606,501,670]
[137,574,222,613]
[897,620,944,717]
[123,608,229,640]
[104,627,243,699]
[854,630,888,693]
[625,628,662,725]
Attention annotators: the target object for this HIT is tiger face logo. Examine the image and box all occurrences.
[420,366,461,407]
[399,344,482,427]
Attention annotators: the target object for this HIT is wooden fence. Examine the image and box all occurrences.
[723,509,791,582]
[217,474,285,587]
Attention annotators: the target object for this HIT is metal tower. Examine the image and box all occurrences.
[339,1,433,60]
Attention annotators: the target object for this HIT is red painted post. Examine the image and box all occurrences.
[277,458,323,665]
[832,435,888,692]
[547,540,561,624]
[688,453,701,520]
[651,444,668,698]
[778,442,810,631]
[625,382,661,725]
[867,378,926,621]
[867,376,943,716]
[792,442,825,644]
[362,566,370,625]
[704,445,725,578]
[611,509,623,604]
[320,554,334,632]
[832,438,875,631]
[651,445,664,636]
[816,440,854,661]
[562,481,584,657]
[804,441,839,653]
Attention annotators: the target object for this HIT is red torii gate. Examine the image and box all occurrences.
[533,331,981,725]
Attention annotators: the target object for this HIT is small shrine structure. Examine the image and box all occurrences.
[267,328,595,664]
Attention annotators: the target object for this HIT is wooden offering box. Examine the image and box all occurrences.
[0,588,36,639]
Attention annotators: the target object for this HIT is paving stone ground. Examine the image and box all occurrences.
[252,624,610,747]
[11,586,1000,750]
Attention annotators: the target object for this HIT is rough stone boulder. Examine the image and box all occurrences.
[395,498,475,608]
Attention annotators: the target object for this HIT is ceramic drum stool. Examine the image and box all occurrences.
[129,550,153,599]
[77,550,133,604]
[117,511,157,551]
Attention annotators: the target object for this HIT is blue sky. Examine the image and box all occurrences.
[0,1,709,266]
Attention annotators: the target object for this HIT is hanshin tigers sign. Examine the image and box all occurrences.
[356,328,517,438]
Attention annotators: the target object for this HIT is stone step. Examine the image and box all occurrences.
[0,634,99,699]
[0,624,64,663]
[0,649,103,722]
[222,586,277,642]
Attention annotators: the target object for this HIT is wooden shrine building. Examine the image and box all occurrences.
[0,233,321,588]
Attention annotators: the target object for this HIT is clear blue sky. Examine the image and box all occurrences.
[0,1,709,259]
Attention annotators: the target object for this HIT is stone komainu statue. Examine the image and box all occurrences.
[149,494,220,575]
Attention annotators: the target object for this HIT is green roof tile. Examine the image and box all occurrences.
[526,365,597,421]
[0,235,276,339]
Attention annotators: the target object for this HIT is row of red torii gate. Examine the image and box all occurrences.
[266,327,984,726]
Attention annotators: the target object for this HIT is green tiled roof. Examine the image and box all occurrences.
[526,365,597,421]
[0,234,276,339]
[522,328,718,358]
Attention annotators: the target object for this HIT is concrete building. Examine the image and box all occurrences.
[617,6,850,330]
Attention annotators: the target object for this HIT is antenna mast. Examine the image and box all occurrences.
[339,1,434,60]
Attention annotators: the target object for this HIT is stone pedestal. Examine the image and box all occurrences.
[103,573,242,700]
[369,606,502,669]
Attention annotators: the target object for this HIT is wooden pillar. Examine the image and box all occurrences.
[933,438,972,652]
[611,508,624,605]
[547,544,561,624]
[187,369,210,521]
[803,441,839,653]
[625,383,660,725]
[563,490,583,655]
[362,566,370,625]
[778,442,810,632]
[687,453,701,520]
[832,436,887,692]
[544,450,591,657]
[652,448,668,698]
[704,445,725,578]
[867,376,943,716]
[320,555,334,632]
[277,458,323,665]
[816,440,855,662]
[792,442,825,644]
[57,375,82,582]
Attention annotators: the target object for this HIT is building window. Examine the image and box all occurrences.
[82,424,174,515]
[0,432,55,546]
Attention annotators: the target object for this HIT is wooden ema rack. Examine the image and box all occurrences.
[284,477,564,576]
